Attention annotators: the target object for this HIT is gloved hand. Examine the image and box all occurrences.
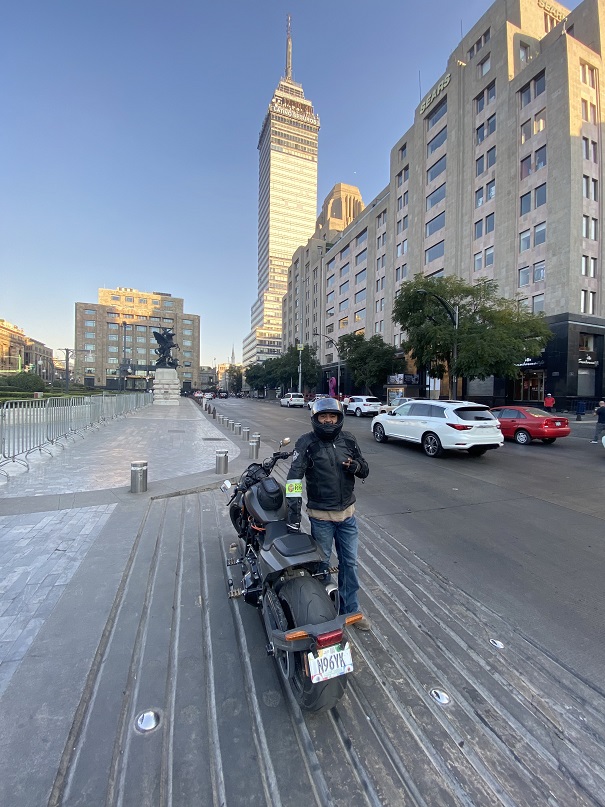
[343,459,361,475]
[287,523,301,533]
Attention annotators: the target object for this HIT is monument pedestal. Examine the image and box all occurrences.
[153,368,181,405]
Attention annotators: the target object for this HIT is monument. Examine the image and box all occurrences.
[152,328,181,405]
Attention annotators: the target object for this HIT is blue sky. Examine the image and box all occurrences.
[1,0,577,366]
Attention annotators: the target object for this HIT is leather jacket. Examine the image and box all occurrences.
[286,430,369,526]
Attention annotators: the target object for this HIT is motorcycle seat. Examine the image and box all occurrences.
[262,522,316,556]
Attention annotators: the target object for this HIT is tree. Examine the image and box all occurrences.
[226,365,242,394]
[392,275,552,394]
[0,372,45,392]
[244,363,267,392]
[337,334,401,394]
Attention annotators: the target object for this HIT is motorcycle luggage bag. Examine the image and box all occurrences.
[256,477,283,511]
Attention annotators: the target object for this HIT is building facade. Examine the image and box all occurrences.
[283,0,605,404]
[74,287,201,389]
[243,16,320,367]
[0,318,54,381]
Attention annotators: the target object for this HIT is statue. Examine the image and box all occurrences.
[153,328,180,369]
[329,376,337,398]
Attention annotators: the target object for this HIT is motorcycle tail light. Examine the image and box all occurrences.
[285,629,309,641]
[447,423,473,431]
[316,629,344,648]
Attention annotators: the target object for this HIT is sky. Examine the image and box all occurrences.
[1,0,579,367]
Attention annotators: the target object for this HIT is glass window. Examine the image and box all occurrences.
[476,155,485,176]
[84,320,96,327]
[520,230,531,252]
[532,294,545,313]
[487,146,496,167]
[354,308,365,322]
[475,90,485,114]
[84,309,96,314]
[593,179,598,201]
[427,96,447,130]
[426,183,446,210]
[479,55,491,76]
[533,260,545,281]
[425,240,445,264]
[327,274,335,287]
[474,220,483,239]
[475,187,484,208]
[85,332,95,339]
[521,120,531,144]
[476,123,485,144]
[519,267,530,286]
[534,222,546,246]
[535,183,546,207]
[427,155,446,183]
[487,114,496,136]
[535,145,547,170]
[427,126,447,155]
[486,179,495,199]
[339,299,349,311]
[355,249,367,265]
[485,212,495,233]
[487,80,496,104]
[326,291,335,304]
[354,289,366,303]
[355,269,367,284]
[520,42,530,62]
[534,71,545,96]
[583,215,590,238]
[340,244,350,259]
[520,192,531,215]
[520,83,531,107]
[582,255,590,276]
[520,155,532,179]
[327,258,335,272]
[474,252,483,271]
[356,230,367,246]
[583,175,590,197]
[339,280,349,294]
[591,218,598,240]
[340,263,349,277]
[425,211,445,237]
[485,246,494,266]
[582,99,589,122]
[534,109,546,134]
[111,295,121,301]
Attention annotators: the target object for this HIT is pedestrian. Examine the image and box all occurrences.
[544,393,555,412]
[285,397,371,630]
[590,400,605,443]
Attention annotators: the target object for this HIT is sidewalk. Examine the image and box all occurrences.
[0,399,249,699]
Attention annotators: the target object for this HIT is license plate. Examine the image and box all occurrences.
[308,642,353,683]
[555,421,561,426]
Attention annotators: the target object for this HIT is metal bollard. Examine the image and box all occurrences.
[249,441,259,460]
[251,433,261,446]
[130,461,148,493]
[235,423,242,436]
[242,427,250,441]
[212,407,216,419]
[228,419,235,431]
[215,450,228,474]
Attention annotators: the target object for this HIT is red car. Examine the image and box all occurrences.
[490,406,571,444]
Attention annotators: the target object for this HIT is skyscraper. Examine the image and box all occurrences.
[242,16,320,367]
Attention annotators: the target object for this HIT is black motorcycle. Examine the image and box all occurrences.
[221,439,361,713]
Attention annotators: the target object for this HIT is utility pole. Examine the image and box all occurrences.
[297,343,304,393]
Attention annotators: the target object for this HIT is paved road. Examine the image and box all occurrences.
[0,397,603,806]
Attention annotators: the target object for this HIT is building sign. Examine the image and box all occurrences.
[388,373,420,385]
[516,356,546,369]
[578,357,599,367]
[537,0,566,23]
[420,73,451,114]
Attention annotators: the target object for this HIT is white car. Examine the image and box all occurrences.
[344,396,382,417]
[371,399,503,457]
[379,396,413,414]
[280,392,305,407]
[307,394,330,409]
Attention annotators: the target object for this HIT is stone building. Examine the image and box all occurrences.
[283,0,605,404]
[0,318,54,381]
[74,287,200,390]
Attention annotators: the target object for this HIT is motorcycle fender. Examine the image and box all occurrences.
[270,613,353,653]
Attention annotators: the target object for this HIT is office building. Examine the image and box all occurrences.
[284,0,605,403]
[243,16,320,367]
[0,318,54,381]
[74,287,200,389]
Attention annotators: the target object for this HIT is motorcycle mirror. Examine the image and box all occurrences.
[220,480,232,493]
[279,437,291,447]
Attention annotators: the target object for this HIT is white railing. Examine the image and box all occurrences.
[0,392,153,475]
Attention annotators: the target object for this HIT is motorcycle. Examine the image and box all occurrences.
[221,439,362,713]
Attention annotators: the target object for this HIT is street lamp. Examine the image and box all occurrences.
[313,329,341,397]
[56,348,90,394]
[416,290,459,399]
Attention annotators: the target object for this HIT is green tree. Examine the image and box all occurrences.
[392,275,552,396]
[244,363,267,392]
[337,334,401,394]
[0,372,45,392]
[226,365,242,394]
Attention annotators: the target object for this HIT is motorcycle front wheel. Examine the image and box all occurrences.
[278,574,348,713]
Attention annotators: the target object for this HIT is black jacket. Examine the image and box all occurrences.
[286,430,369,526]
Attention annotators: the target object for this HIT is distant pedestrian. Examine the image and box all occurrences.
[590,400,605,443]
[544,393,555,412]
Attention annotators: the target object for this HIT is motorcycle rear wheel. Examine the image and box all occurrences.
[278,574,347,713]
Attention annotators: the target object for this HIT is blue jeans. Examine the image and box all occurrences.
[309,516,360,615]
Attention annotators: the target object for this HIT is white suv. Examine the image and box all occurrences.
[280,392,305,407]
[371,400,503,457]
[344,396,382,417]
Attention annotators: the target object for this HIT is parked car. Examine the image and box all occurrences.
[307,393,330,409]
[344,396,382,417]
[203,392,214,399]
[371,400,503,457]
[490,406,571,444]
[379,396,413,414]
[280,392,305,407]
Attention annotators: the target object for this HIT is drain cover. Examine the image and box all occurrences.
[135,710,161,732]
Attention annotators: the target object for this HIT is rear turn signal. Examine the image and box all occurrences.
[285,629,309,641]
[345,613,364,626]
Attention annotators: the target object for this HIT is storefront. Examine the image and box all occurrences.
[513,357,546,403]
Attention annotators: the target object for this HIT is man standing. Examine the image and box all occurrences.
[590,400,605,443]
[544,393,555,413]
[286,397,371,630]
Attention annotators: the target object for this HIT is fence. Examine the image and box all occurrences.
[0,392,152,474]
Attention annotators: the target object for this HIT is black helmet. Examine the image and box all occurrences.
[311,397,344,440]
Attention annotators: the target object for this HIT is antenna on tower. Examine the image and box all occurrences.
[285,14,293,80]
